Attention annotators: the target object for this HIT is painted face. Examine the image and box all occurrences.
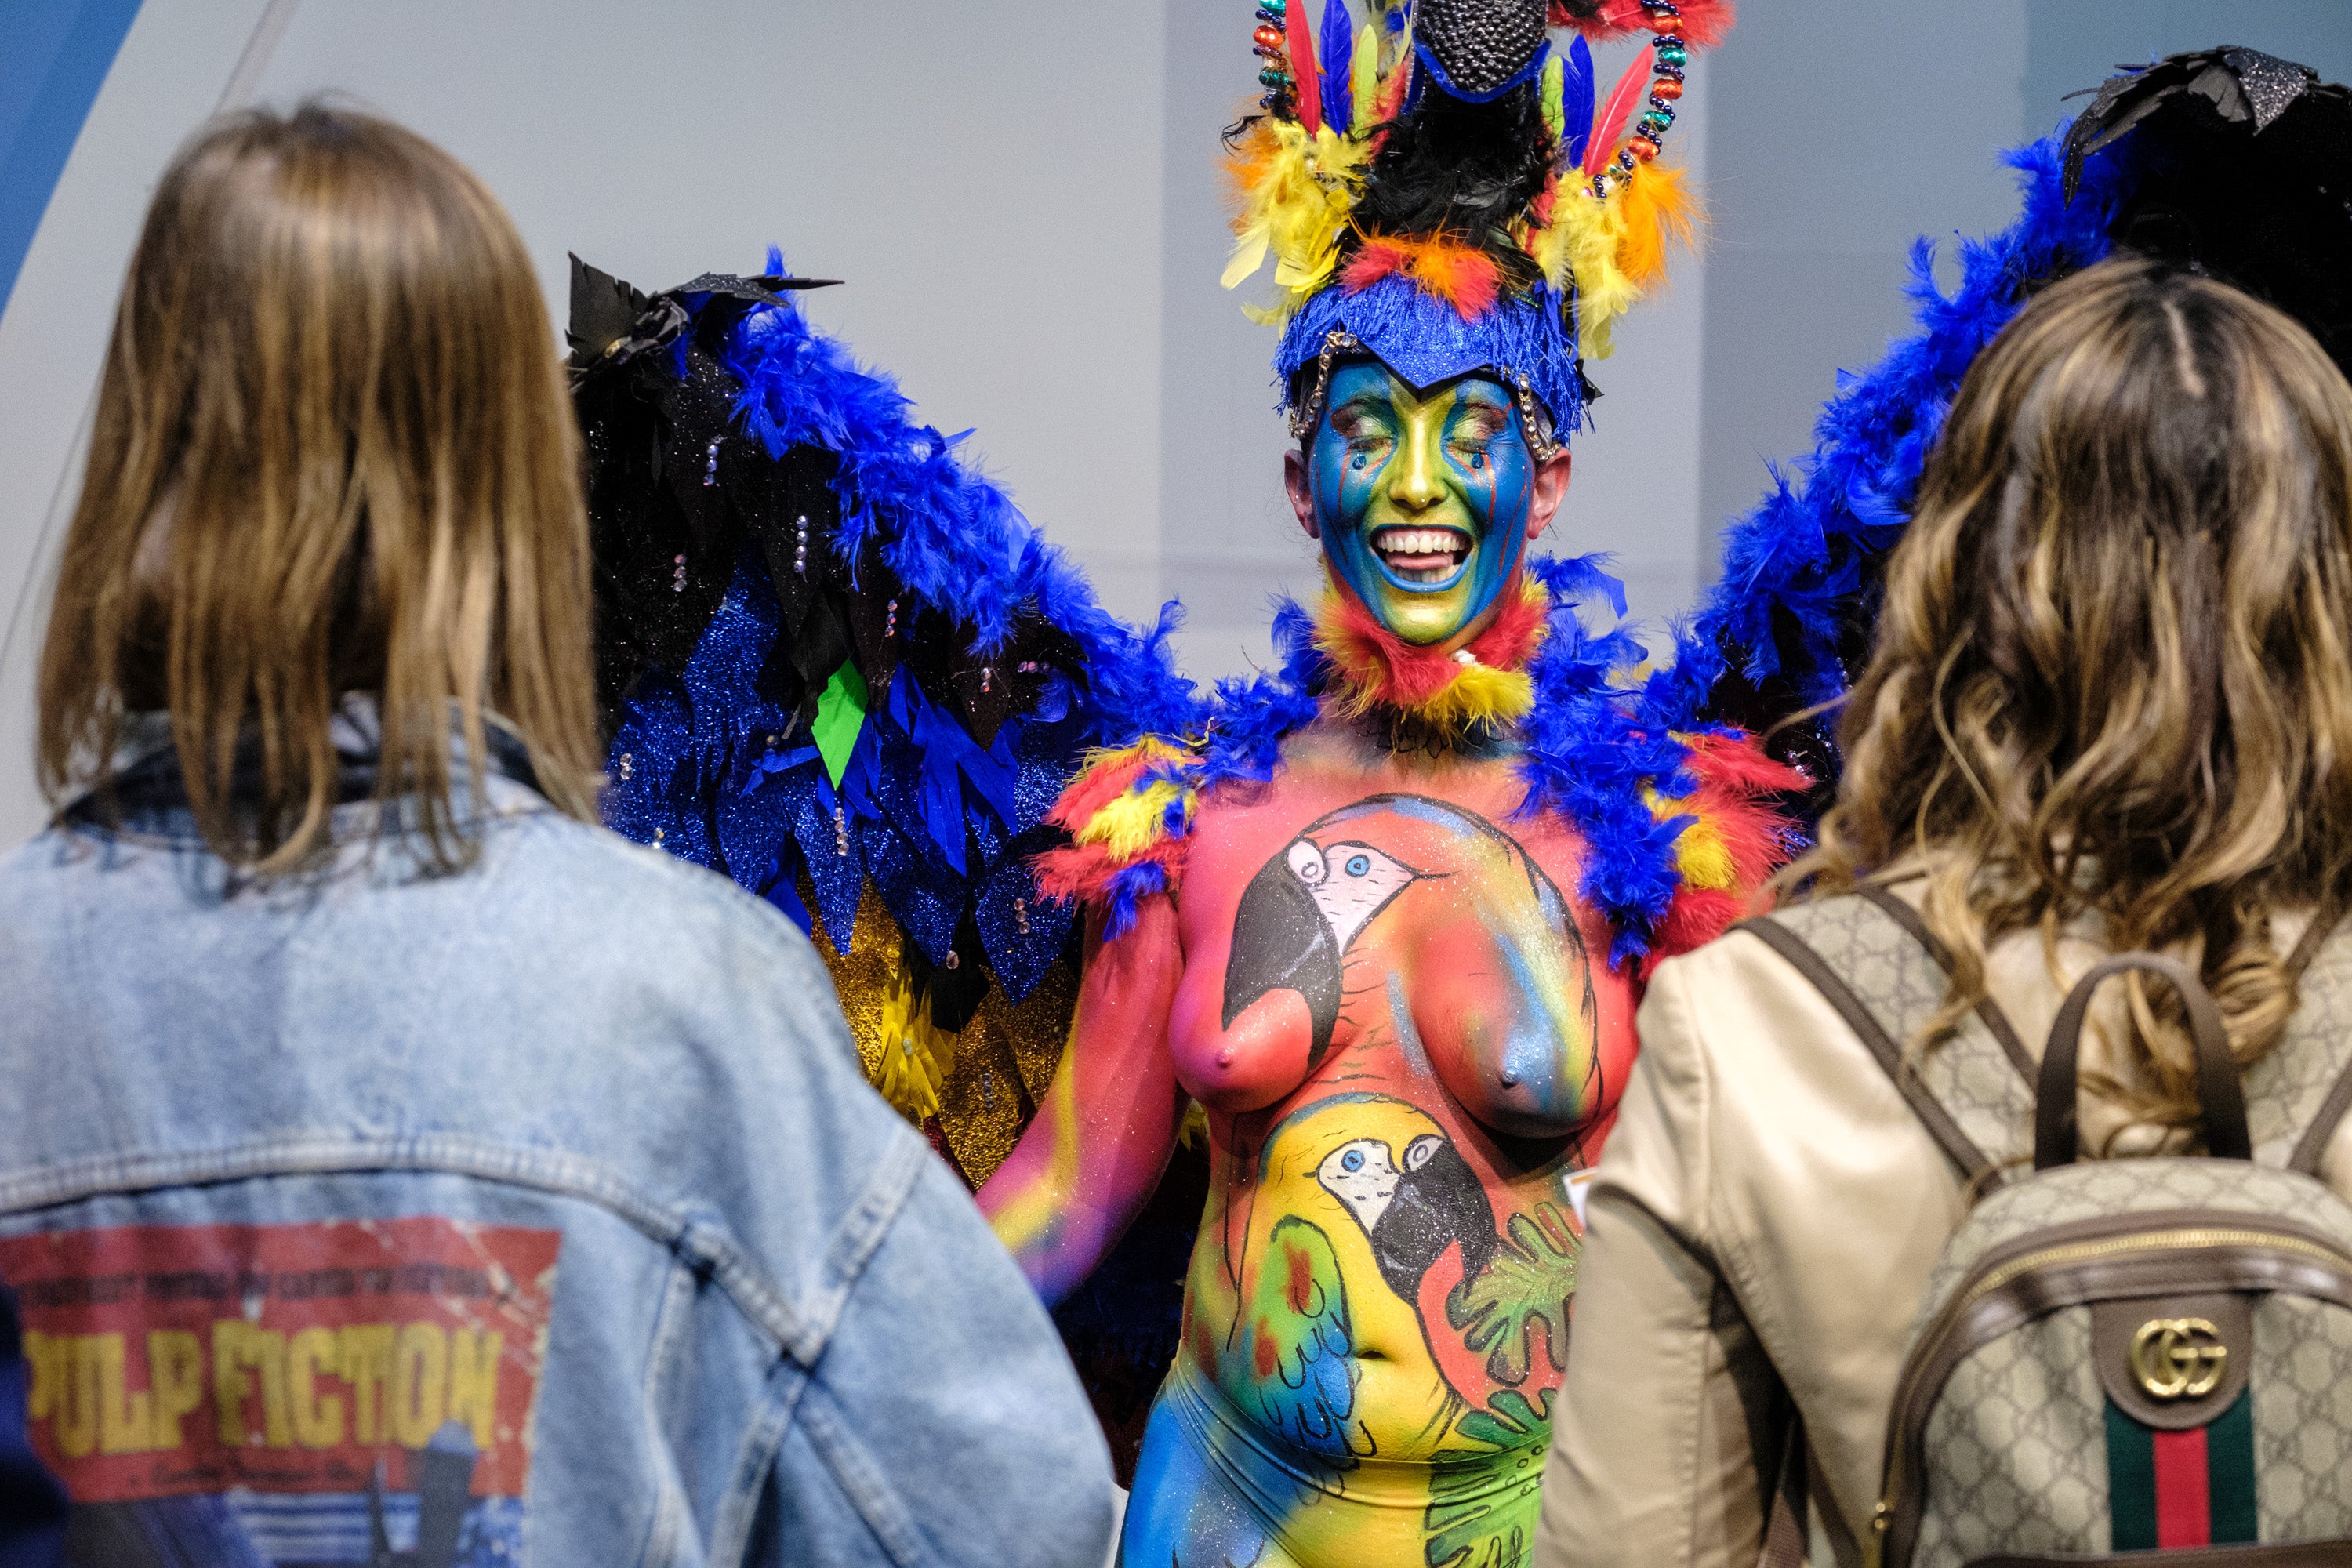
[1307,361,1539,646]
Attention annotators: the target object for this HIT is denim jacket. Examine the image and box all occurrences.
[0,713,1116,1567]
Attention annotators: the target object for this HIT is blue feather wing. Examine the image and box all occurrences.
[588,252,1200,997]
[1645,132,2134,815]
[1319,0,1356,134]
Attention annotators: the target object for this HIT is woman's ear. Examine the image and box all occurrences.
[1526,448,1573,540]
[1285,449,1319,539]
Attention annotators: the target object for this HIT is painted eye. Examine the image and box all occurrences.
[1345,854,1370,877]
[1469,452,1486,470]
[1341,1149,1365,1172]
[1351,452,1368,470]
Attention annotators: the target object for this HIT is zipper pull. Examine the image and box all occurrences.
[1865,1499,1893,1568]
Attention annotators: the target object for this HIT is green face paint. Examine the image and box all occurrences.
[1308,361,1537,646]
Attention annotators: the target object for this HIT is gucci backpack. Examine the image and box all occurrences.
[1744,888,2352,1566]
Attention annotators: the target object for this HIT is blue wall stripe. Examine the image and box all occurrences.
[0,0,147,322]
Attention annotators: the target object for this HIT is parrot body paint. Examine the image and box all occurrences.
[990,724,1638,1568]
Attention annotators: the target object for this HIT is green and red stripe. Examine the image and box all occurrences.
[2106,1392,2258,1549]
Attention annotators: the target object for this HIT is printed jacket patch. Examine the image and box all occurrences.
[2,1217,561,1566]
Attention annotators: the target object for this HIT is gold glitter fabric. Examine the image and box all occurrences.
[806,881,1076,1187]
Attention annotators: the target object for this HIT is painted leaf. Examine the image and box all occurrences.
[1444,1202,1579,1386]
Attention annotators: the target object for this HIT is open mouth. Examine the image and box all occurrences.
[1373,526,1472,585]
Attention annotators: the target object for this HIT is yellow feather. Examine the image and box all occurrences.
[1221,227,1272,291]
[1222,117,1374,321]
[1351,24,1381,132]
[1529,151,1703,360]
[1611,157,1702,290]
[1644,786,1737,891]
[1534,188,1638,359]
[1073,779,1189,862]
[1418,662,1537,731]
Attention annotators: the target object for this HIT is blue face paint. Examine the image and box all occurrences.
[1306,361,1540,646]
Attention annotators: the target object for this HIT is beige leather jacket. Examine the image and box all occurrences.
[1531,894,2349,1568]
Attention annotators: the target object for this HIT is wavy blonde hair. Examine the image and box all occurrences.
[1787,256,2352,1142]
[38,103,600,873]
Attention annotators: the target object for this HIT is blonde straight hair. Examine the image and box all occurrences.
[1788,256,2352,1142]
[38,102,601,872]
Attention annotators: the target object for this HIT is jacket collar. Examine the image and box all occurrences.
[60,696,544,843]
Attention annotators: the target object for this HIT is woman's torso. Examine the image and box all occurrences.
[1162,720,1642,1466]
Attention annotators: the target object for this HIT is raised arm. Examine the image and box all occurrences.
[978,895,1188,1304]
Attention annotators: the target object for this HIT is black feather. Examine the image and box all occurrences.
[1341,79,1554,296]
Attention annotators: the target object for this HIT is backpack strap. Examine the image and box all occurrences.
[1853,884,2037,1083]
[1736,891,2038,1189]
[2270,908,2352,1174]
[2037,952,2249,1168]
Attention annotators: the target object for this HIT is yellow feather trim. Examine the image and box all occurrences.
[1417,660,1537,731]
[1221,116,1375,323]
[1073,777,1189,862]
[1062,736,1197,863]
[1309,575,1548,739]
[1644,785,1737,892]
[1529,154,1705,360]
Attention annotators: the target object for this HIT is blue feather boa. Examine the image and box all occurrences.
[1643,131,2134,736]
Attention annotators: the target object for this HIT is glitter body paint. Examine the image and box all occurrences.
[981,725,1637,1567]
[1310,364,1537,648]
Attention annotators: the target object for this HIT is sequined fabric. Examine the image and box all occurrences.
[2226,46,2318,132]
[807,883,1073,1186]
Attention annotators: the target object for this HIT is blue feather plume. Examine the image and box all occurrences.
[1320,0,1355,135]
[1561,35,1595,171]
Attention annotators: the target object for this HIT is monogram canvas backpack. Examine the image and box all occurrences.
[1744,889,2352,1566]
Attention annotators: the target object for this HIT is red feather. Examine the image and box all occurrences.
[1552,1,1646,42]
[1554,0,1736,48]
[1664,0,1736,49]
[1582,45,1657,176]
[1284,0,1323,135]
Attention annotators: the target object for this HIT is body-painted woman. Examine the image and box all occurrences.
[980,3,1775,1564]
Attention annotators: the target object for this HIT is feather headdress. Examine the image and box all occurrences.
[1225,0,1733,436]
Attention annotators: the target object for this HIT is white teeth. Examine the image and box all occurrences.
[1373,528,1468,557]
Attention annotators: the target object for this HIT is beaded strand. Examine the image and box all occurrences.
[1251,0,1294,114]
[1588,0,1690,198]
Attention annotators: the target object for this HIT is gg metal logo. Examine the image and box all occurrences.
[2129,1316,2229,1401]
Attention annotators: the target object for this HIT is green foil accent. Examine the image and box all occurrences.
[812,659,869,789]
[1655,41,1688,67]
